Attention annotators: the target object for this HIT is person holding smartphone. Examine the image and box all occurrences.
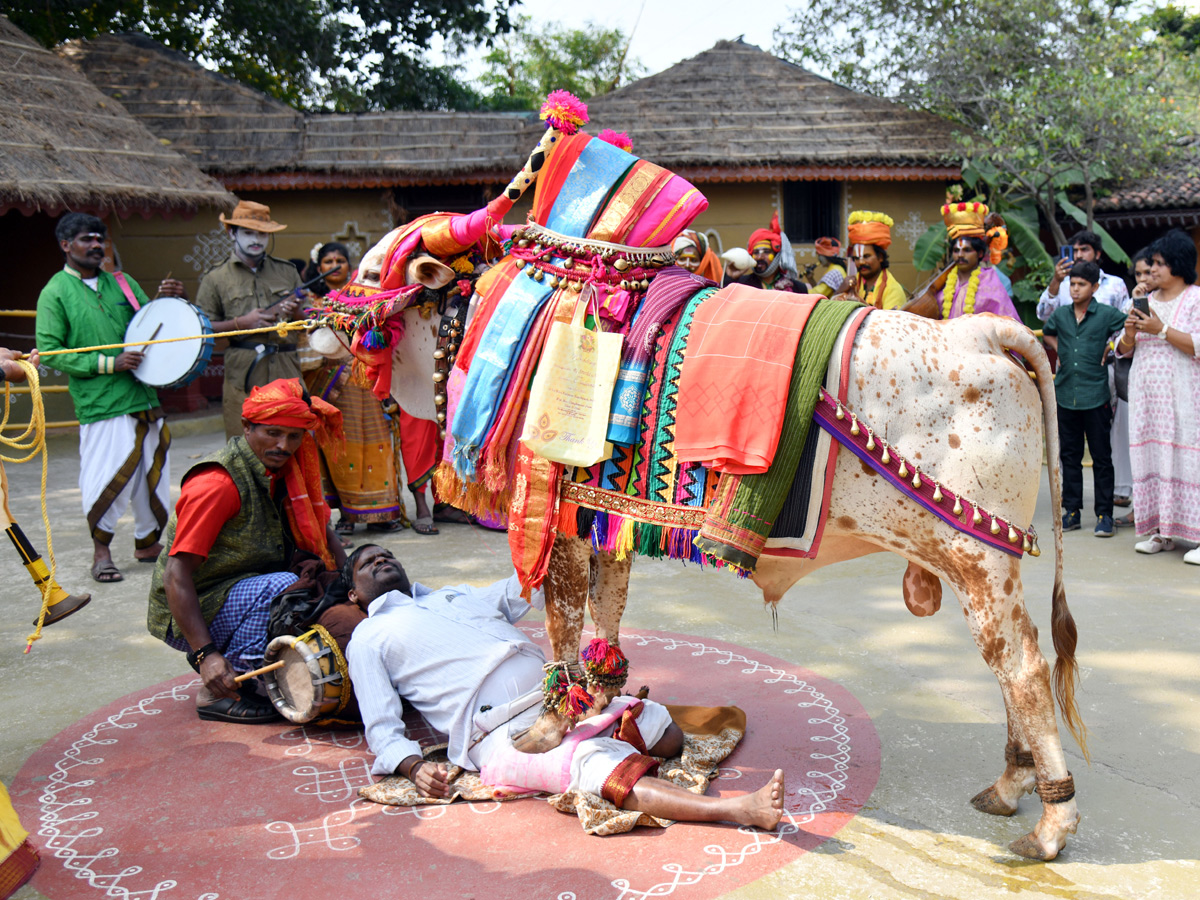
[1036,231,1129,322]
[1115,230,1200,565]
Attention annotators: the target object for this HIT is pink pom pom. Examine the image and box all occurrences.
[598,129,633,152]
[540,90,589,135]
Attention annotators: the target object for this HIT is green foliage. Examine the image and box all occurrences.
[477,15,644,111]
[912,223,948,271]
[7,0,515,111]
[775,0,1193,258]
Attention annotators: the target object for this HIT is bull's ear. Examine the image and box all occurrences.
[406,255,455,289]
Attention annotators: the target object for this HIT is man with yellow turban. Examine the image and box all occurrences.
[914,201,1020,320]
[147,378,347,723]
[837,211,907,309]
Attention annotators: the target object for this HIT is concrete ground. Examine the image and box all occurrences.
[2,421,1198,899]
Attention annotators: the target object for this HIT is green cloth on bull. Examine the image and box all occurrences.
[694,298,866,571]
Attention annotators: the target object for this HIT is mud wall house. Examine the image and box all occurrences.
[0,16,233,426]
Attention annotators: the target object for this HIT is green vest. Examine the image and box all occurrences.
[147,436,290,642]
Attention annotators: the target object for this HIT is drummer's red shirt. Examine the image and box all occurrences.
[171,465,280,558]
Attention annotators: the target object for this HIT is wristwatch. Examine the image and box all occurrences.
[186,642,219,668]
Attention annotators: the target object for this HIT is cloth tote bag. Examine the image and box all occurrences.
[520,291,622,467]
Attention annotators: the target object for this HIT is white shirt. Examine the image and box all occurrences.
[1036,269,1130,321]
[347,575,546,775]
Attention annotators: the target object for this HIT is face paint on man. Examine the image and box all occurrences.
[852,244,881,281]
[952,238,980,272]
[751,241,776,274]
[233,227,269,263]
[675,246,701,273]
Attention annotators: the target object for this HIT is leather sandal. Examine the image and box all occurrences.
[197,695,280,724]
[91,560,123,583]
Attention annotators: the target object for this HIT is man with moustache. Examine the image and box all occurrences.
[36,213,182,584]
[147,379,347,723]
[196,201,304,438]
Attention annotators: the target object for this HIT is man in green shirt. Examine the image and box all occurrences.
[36,213,176,583]
[1042,260,1130,538]
[195,201,303,438]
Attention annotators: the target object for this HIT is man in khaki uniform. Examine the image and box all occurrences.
[196,201,303,437]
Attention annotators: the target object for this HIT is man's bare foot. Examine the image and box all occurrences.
[134,543,163,563]
[733,769,786,830]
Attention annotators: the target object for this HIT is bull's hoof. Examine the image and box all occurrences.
[1009,831,1058,861]
[971,785,1019,817]
[511,713,570,754]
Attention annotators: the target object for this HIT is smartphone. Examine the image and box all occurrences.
[1059,245,1074,263]
[1132,296,1150,316]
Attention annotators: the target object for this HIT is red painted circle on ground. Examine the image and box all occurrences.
[13,628,880,900]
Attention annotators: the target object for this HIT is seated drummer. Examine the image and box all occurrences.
[344,545,786,830]
[146,378,348,723]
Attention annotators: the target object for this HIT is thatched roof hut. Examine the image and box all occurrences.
[588,40,959,183]
[0,16,233,216]
[64,34,957,188]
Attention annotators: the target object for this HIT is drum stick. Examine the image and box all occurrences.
[141,322,164,353]
[233,660,285,683]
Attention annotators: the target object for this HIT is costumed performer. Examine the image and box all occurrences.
[809,236,847,298]
[725,212,804,292]
[345,544,786,829]
[915,200,1020,320]
[836,211,907,309]
[0,348,91,625]
[35,212,177,585]
[147,378,348,723]
[303,242,407,536]
[672,230,723,282]
[1116,230,1200,565]
[196,201,303,439]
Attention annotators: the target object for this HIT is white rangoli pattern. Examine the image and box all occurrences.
[29,629,860,900]
[894,210,931,249]
[183,228,233,274]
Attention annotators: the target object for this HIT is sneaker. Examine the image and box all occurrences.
[1184,547,1200,566]
[1135,534,1176,554]
[1061,510,1081,532]
[1094,516,1114,538]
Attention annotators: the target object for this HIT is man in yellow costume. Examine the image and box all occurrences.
[836,211,907,309]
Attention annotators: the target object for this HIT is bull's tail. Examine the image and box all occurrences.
[994,318,1090,763]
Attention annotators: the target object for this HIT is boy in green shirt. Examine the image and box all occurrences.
[1042,260,1130,538]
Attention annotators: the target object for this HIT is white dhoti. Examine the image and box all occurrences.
[1112,398,1133,499]
[79,411,171,548]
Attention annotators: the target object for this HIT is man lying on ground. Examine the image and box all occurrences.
[344,544,785,830]
[147,378,347,723]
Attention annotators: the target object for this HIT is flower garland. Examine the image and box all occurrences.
[942,264,981,319]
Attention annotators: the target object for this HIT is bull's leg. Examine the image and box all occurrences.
[969,707,1037,816]
[512,534,591,754]
[582,548,633,710]
[949,554,1080,859]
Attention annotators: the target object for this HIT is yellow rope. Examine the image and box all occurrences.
[1,359,56,651]
[25,318,325,359]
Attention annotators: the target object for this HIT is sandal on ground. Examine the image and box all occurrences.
[35,592,92,626]
[1114,513,1135,528]
[1134,534,1176,554]
[338,536,354,550]
[197,695,280,724]
[366,520,406,533]
[433,503,472,525]
[134,543,163,563]
[335,519,355,535]
[91,560,124,583]
[1184,546,1200,566]
[1113,495,1132,508]
[412,517,439,536]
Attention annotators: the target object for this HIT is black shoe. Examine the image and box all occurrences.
[1094,515,1114,538]
[1061,510,1081,532]
[197,695,280,724]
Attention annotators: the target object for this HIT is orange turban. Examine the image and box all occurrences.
[747,211,783,253]
[847,211,894,249]
[242,379,344,569]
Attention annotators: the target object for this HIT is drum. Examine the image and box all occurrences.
[262,626,354,725]
[124,297,214,389]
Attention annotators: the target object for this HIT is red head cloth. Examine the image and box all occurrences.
[747,211,783,253]
[814,236,842,257]
[242,379,344,569]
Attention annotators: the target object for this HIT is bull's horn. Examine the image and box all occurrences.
[407,255,455,289]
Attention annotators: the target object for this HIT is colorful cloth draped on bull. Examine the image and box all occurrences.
[557,287,865,574]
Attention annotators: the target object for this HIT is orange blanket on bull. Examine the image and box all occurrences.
[674,285,821,475]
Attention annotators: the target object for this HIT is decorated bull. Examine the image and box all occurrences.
[327,94,1084,861]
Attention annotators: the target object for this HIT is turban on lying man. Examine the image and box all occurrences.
[242,379,344,568]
